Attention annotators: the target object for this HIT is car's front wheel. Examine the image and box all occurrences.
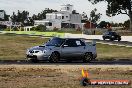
[110,38,114,41]
[83,53,93,63]
[49,52,59,63]
[103,37,105,40]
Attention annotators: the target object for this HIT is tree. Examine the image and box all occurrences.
[72,10,78,14]
[110,22,123,27]
[90,8,102,24]
[0,10,9,21]
[124,20,130,28]
[88,0,132,31]
[32,8,58,20]
[33,25,47,31]
[11,10,33,26]
[98,21,111,28]
[82,12,88,22]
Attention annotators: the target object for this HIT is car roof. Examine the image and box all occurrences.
[52,37,83,40]
[106,31,116,33]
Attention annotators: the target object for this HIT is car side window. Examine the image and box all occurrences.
[104,32,108,35]
[107,32,110,35]
[64,39,77,47]
[75,40,86,46]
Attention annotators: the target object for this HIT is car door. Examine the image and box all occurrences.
[105,32,110,39]
[75,39,86,57]
[61,39,78,58]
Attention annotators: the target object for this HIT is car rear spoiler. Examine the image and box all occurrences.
[81,38,96,46]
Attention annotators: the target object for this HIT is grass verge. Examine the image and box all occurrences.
[1,31,65,38]
[0,34,132,60]
[97,43,132,61]
[0,34,49,60]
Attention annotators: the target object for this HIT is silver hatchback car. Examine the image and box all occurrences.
[26,37,97,63]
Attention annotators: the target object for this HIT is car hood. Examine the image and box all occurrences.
[28,45,55,51]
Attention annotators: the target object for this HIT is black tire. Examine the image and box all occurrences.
[49,52,59,63]
[83,53,93,63]
[118,38,121,41]
[103,37,105,40]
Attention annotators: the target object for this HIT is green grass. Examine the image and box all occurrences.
[0,29,82,38]
[0,34,132,60]
[1,31,65,38]
[0,34,49,60]
[97,43,132,61]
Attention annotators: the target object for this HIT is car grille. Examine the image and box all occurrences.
[35,51,39,53]
[27,55,37,58]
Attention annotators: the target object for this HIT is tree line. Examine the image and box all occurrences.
[88,0,132,30]
[0,8,58,26]
[0,0,131,30]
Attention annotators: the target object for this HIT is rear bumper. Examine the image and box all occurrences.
[93,53,97,59]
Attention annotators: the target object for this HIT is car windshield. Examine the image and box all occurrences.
[109,32,117,35]
[46,37,65,47]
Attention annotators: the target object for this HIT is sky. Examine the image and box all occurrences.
[0,0,129,23]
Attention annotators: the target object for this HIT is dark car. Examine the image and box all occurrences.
[102,31,121,41]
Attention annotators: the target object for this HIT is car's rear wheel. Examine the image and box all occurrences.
[118,38,121,41]
[49,52,59,63]
[83,53,93,63]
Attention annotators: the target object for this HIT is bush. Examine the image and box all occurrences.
[4,28,10,31]
[34,25,47,31]
[53,27,59,31]
[30,27,36,31]
[4,27,19,31]
[76,27,81,31]
[20,28,25,31]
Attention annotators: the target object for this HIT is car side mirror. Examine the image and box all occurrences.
[64,45,68,47]
[62,45,68,48]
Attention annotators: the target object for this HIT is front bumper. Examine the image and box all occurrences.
[26,54,50,61]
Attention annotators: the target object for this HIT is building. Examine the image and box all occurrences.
[83,21,96,29]
[34,4,82,30]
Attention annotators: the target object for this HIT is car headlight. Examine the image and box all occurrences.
[43,50,47,53]
[37,51,43,54]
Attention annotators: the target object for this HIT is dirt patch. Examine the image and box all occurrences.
[0,65,131,88]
